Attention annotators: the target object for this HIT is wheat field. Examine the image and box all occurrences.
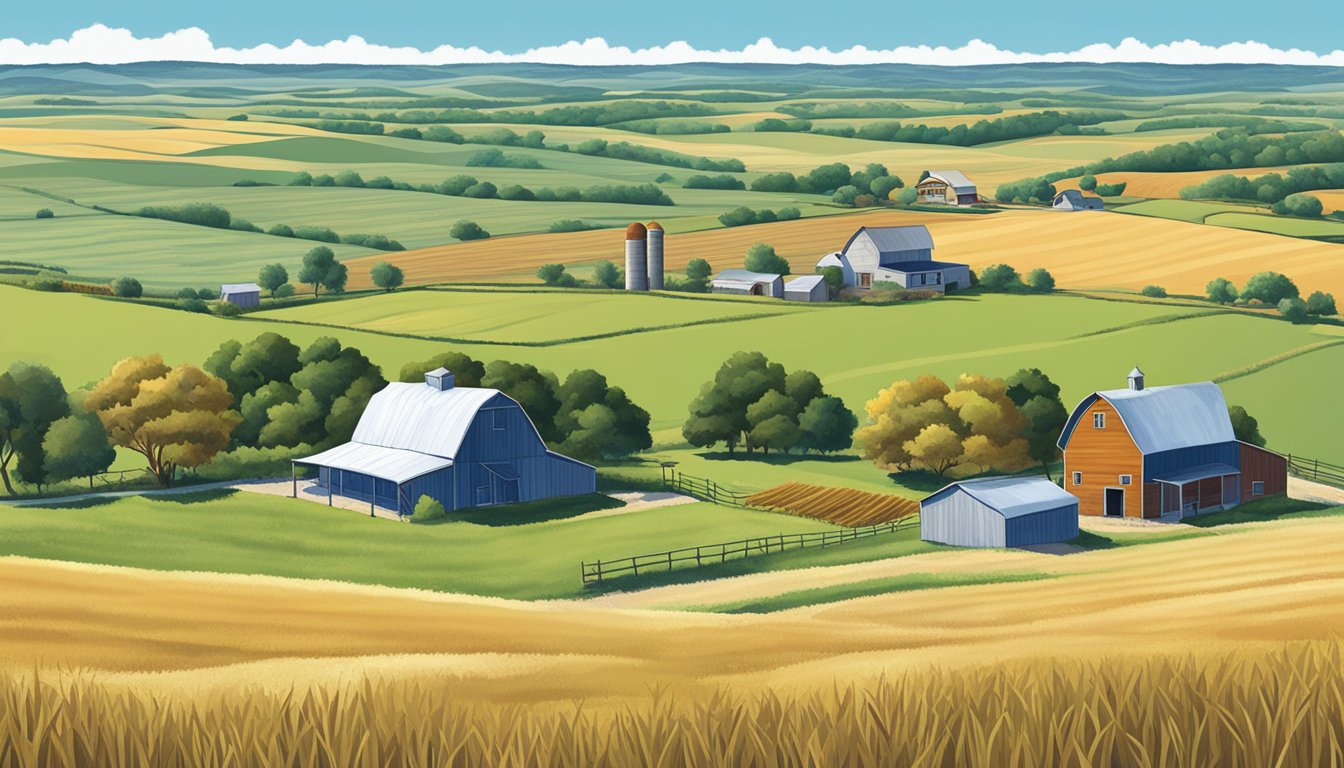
[745,482,920,526]
[349,206,1344,298]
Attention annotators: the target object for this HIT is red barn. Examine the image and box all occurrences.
[1058,368,1287,519]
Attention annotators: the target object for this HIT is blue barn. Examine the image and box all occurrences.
[294,368,595,516]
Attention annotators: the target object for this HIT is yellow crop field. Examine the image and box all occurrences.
[353,206,1344,298]
[1312,188,1344,212]
[746,482,920,526]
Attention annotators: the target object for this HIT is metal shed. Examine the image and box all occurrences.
[784,275,828,302]
[219,283,261,308]
[711,269,784,298]
[294,371,595,517]
[920,476,1079,548]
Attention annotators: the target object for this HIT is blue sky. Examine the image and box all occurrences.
[4,0,1342,53]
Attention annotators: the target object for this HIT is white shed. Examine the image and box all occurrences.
[784,275,828,302]
[920,476,1079,548]
[711,269,784,298]
[220,282,262,308]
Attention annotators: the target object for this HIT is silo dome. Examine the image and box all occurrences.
[625,222,648,239]
[646,221,664,231]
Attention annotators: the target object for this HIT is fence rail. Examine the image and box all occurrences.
[1288,455,1344,488]
[660,467,751,507]
[581,517,916,587]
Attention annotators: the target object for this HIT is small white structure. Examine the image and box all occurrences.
[920,476,1079,548]
[219,282,261,308]
[784,275,828,302]
[816,226,970,293]
[711,269,784,298]
[916,170,978,206]
[1053,189,1105,211]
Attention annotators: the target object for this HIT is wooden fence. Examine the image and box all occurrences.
[581,517,916,587]
[1288,455,1344,488]
[661,467,751,507]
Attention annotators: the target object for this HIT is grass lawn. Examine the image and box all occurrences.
[253,287,811,344]
[0,490,845,599]
[1182,495,1337,527]
[687,571,1052,614]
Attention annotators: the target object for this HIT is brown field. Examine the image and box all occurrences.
[5,511,1344,764]
[348,206,1344,298]
[745,482,920,526]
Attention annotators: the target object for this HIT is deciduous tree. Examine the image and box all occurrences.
[0,362,71,494]
[42,408,116,489]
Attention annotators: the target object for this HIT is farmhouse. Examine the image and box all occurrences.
[219,282,261,308]
[711,269,784,297]
[915,170,978,206]
[784,274,828,302]
[294,368,595,516]
[815,225,970,293]
[1059,368,1287,520]
[920,476,1079,548]
[1053,189,1105,211]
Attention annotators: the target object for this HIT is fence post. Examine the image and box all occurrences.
[667,551,674,572]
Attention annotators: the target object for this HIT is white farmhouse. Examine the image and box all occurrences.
[816,225,970,293]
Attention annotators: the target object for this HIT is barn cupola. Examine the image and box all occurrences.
[425,367,455,391]
[1127,366,1145,391]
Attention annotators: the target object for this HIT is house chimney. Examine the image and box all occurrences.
[425,367,455,391]
[1127,366,1145,391]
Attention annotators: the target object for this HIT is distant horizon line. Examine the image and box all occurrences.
[1,25,1342,67]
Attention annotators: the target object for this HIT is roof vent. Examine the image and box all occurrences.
[1128,366,1145,391]
[425,367,455,391]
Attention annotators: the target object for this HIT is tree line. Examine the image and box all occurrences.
[749,162,904,201]
[1204,271,1337,321]
[306,100,718,128]
[1180,163,1344,208]
[816,110,1118,147]
[290,170,674,207]
[136,201,405,251]
[537,258,714,292]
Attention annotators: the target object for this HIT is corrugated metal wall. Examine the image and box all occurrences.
[920,492,1006,548]
[402,466,457,515]
[1144,442,1240,482]
[1003,504,1079,546]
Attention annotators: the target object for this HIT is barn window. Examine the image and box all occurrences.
[493,409,506,430]
[1093,412,1106,429]
[858,273,873,288]
[1119,474,1132,485]
[1252,481,1265,496]
[1072,471,1082,486]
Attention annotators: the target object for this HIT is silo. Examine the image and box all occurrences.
[624,222,648,290]
[645,221,665,290]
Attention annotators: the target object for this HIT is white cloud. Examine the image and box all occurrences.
[0,25,1342,66]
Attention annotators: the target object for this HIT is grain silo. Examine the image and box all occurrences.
[624,222,648,291]
[646,221,665,290]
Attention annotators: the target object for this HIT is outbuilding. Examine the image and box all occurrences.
[711,269,784,298]
[784,274,829,302]
[219,282,261,308]
[815,225,970,293]
[294,368,595,516]
[916,170,979,206]
[920,476,1080,548]
[1053,189,1105,211]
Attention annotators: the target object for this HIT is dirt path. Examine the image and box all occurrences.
[1291,476,1344,505]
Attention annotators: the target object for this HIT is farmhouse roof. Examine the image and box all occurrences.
[923,476,1076,519]
[1058,382,1235,455]
[220,283,261,294]
[1056,189,1104,209]
[816,252,844,268]
[842,225,935,257]
[921,170,976,193]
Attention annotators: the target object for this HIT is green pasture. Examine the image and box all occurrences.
[0,214,374,289]
[253,288,813,344]
[3,286,1337,472]
[1206,212,1344,238]
[0,490,840,599]
[1115,199,1259,223]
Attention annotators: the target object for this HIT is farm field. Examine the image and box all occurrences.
[4,285,1340,470]
[1113,199,1260,223]
[1055,166,1305,199]
[252,287,811,343]
[359,206,1344,299]
[1207,211,1344,238]
[0,490,845,600]
[0,501,1340,703]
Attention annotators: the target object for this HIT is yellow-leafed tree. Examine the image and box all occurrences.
[86,355,240,486]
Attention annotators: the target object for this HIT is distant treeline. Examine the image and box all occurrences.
[289,171,673,206]
[573,138,745,172]
[718,206,801,227]
[296,100,719,127]
[778,101,1001,119]
[1250,106,1344,120]
[615,119,731,135]
[1181,163,1344,206]
[133,202,404,250]
[749,162,902,198]
[1133,116,1327,134]
[813,110,1120,147]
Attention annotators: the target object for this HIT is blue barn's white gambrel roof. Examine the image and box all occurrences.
[923,476,1077,519]
[220,282,261,295]
[1058,382,1235,455]
[841,225,935,258]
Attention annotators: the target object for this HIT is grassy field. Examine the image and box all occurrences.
[253,287,811,343]
[1207,211,1344,238]
[1114,199,1259,223]
[0,490,849,599]
[5,285,1339,469]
